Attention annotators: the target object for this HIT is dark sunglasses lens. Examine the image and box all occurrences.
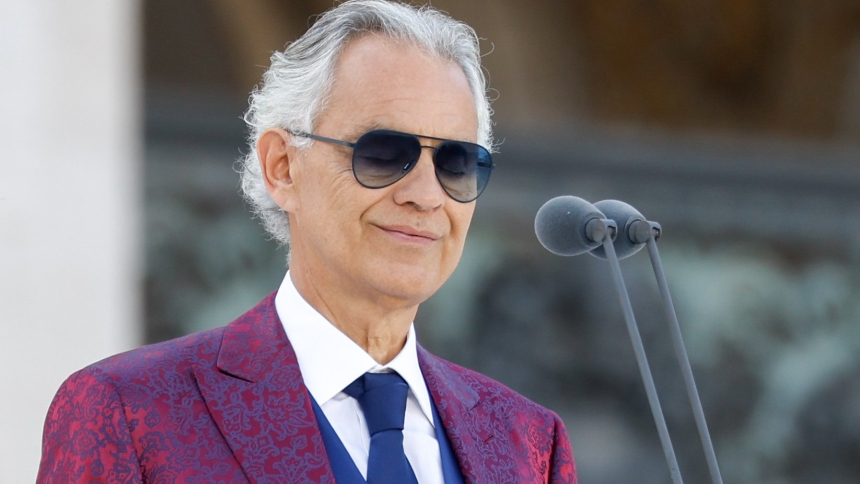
[435,141,493,202]
[352,131,421,188]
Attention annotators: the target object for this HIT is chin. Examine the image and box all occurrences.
[368,263,447,305]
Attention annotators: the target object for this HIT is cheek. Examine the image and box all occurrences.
[444,205,475,259]
[316,175,385,244]
[303,165,357,211]
[326,181,355,213]
[449,204,475,239]
[291,170,358,241]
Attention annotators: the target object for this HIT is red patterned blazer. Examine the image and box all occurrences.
[38,293,577,483]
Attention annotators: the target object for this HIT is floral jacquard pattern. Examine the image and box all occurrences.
[420,348,577,484]
[38,293,576,483]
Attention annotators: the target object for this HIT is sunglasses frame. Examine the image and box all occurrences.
[287,128,494,203]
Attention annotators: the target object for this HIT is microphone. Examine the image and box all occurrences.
[593,200,724,484]
[535,196,684,484]
[589,199,648,260]
[534,196,614,256]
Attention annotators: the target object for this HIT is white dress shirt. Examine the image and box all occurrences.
[274,271,444,484]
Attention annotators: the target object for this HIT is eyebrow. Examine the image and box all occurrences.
[343,122,385,142]
[345,123,477,145]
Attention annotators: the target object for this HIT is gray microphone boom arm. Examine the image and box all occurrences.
[593,200,723,484]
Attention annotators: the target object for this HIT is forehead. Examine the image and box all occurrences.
[316,35,479,142]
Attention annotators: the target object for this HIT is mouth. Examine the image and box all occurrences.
[377,224,442,244]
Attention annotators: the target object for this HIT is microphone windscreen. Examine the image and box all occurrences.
[590,199,646,260]
[535,196,604,256]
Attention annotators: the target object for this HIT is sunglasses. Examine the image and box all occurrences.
[289,129,494,203]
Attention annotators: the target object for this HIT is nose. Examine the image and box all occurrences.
[391,147,446,210]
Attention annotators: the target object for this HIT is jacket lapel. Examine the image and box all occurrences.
[419,346,495,484]
[192,294,335,484]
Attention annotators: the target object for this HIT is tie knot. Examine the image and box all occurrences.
[343,372,409,435]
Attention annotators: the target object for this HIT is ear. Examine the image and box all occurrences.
[257,128,300,213]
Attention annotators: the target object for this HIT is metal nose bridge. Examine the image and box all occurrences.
[402,144,439,171]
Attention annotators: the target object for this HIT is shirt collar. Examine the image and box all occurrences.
[274,271,435,426]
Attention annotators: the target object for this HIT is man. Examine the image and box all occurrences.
[38,1,576,482]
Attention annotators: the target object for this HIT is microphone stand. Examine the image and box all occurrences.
[592,220,685,484]
[633,221,724,484]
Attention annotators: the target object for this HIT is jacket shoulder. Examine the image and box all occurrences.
[86,325,226,381]
[39,326,238,483]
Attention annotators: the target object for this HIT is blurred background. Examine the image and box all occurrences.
[3,0,860,482]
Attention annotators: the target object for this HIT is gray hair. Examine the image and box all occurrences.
[239,0,495,246]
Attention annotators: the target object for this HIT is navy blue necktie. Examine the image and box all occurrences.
[343,372,419,484]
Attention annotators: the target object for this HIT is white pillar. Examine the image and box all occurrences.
[0,1,141,481]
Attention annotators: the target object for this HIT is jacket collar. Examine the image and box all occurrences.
[193,293,497,484]
[192,293,336,484]
[419,346,496,484]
